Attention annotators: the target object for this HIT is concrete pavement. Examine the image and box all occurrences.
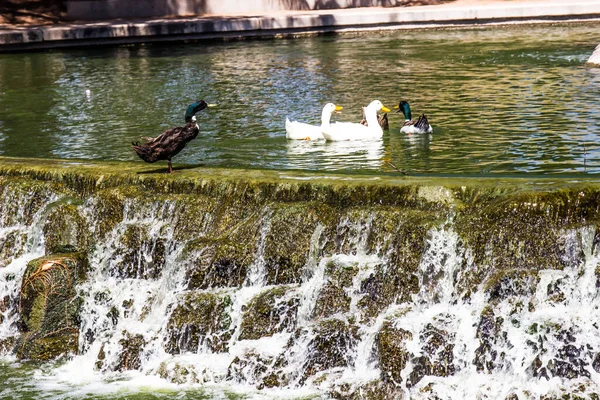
[1,0,600,51]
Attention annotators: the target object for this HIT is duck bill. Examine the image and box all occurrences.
[381,105,391,113]
[335,105,343,114]
[207,103,217,108]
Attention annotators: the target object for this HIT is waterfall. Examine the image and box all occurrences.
[1,171,600,399]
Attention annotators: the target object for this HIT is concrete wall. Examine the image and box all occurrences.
[66,0,401,20]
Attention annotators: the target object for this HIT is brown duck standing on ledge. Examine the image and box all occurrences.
[360,106,389,130]
[132,100,212,173]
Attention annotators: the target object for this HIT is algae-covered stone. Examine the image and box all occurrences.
[43,204,87,254]
[376,320,413,386]
[484,268,539,303]
[263,203,334,285]
[301,318,360,382]
[110,224,166,279]
[115,332,146,371]
[227,351,286,389]
[474,306,506,373]
[407,322,455,387]
[185,238,254,289]
[330,380,401,400]
[312,260,357,319]
[165,291,233,354]
[239,286,299,340]
[158,361,199,384]
[0,230,28,268]
[15,252,87,361]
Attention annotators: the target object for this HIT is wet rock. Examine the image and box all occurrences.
[484,268,539,303]
[330,380,401,400]
[263,203,332,285]
[165,292,233,354]
[0,230,28,268]
[239,286,299,340]
[527,325,590,380]
[474,306,506,373]
[185,238,254,289]
[110,224,166,280]
[158,361,199,384]
[301,318,360,382]
[15,253,87,361]
[312,260,357,319]
[227,351,286,389]
[0,336,15,354]
[407,323,455,387]
[115,332,146,371]
[43,203,87,254]
[376,320,413,385]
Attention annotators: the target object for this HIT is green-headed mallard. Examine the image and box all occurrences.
[132,100,210,173]
[285,103,344,140]
[322,100,391,141]
[395,100,433,134]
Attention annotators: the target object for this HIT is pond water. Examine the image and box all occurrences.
[0,23,599,176]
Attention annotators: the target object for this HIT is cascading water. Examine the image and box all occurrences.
[2,170,600,399]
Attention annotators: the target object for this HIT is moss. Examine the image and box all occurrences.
[376,320,412,386]
[165,291,233,354]
[43,203,88,254]
[15,330,79,361]
[16,252,87,361]
[239,286,299,340]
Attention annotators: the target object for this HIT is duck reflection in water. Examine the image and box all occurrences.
[285,139,385,170]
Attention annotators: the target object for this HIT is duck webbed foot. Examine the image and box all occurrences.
[168,159,174,174]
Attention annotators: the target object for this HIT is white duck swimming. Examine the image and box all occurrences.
[322,100,391,141]
[285,103,343,140]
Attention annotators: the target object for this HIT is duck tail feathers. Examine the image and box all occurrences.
[132,143,158,163]
[414,114,430,131]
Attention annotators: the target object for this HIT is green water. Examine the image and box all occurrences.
[0,360,305,400]
[0,23,599,175]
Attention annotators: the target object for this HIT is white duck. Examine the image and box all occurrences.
[322,100,391,141]
[285,103,343,140]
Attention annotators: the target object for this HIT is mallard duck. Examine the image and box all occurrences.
[132,100,210,173]
[395,100,433,134]
[360,106,389,130]
[285,103,343,140]
[322,100,391,141]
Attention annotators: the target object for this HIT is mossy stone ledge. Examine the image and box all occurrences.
[16,252,88,361]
